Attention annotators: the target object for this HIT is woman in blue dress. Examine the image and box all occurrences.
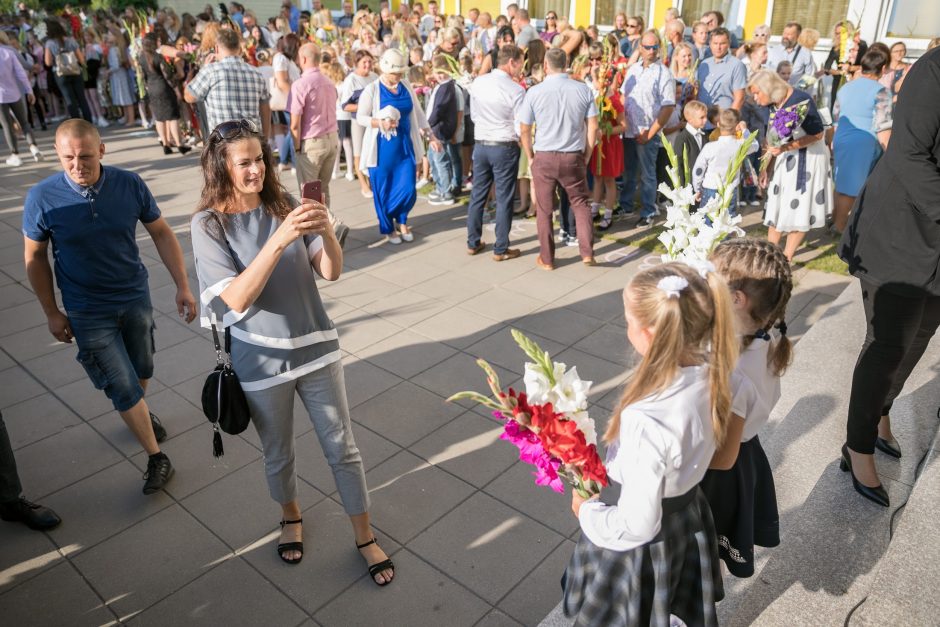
[832,48,893,232]
[356,49,436,245]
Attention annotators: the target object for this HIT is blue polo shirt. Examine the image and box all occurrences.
[517,73,598,153]
[697,53,747,110]
[22,166,160,313]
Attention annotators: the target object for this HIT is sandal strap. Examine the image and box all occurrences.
[280,518,303,527]
[278,541,304,553]
[367,558,394,577]
[356,537,377,550]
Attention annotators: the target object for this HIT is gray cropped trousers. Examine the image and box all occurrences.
[243,360,369,514]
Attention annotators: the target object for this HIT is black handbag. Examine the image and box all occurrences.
[343,88,363,109]
[201,321,251,457]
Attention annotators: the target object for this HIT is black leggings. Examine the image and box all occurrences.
[0,98,35,154]
[846,280,940,454]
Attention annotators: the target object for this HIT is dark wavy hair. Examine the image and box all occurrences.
[277,32,301,63]
[196,122,292,233]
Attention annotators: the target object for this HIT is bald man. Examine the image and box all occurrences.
[22,120,196,495]
[290,42,348,245]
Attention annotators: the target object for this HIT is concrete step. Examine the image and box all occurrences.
[540,281,940,626]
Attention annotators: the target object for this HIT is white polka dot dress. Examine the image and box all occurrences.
[763,139,833,233]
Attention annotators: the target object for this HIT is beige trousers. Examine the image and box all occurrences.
[295,132,340,224]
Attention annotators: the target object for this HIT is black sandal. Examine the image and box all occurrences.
[356,537,394,586]
[278,518,303,565]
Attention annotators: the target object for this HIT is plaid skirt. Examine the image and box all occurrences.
[562,487,724,627]
[700,436,780,578]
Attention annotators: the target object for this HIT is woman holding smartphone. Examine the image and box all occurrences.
[189,119,394,586]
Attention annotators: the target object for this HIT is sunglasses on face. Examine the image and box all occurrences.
[212,119,260,140]
[642,44,660,50]
[627,23,638,28]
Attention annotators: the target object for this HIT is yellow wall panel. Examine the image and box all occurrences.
[575,0,592,28]
[742,0,769,41]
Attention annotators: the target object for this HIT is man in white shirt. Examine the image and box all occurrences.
[767,22,816,86]
[467,45,525,261]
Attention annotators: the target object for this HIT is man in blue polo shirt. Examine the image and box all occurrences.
[697,27,747,115]
[22,120,196,496]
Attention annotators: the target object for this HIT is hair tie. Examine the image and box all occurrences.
[657,275,688,299]
[753,328,771,342]
[775,320,788,337]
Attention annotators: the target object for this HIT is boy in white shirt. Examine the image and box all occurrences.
[691,108,757,216]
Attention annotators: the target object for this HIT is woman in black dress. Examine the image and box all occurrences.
[138,33,190,155]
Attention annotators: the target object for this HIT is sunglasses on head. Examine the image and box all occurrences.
[211,119,260,140]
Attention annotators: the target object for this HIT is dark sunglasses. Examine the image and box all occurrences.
[627,23,639,28]
[211,119,260,140]
[642,44,660,50]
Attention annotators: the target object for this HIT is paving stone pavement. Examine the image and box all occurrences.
[0,126,851,626]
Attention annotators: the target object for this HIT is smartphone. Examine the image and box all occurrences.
[301,180,322,205]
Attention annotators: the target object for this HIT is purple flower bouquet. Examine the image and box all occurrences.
[759,100,809,172]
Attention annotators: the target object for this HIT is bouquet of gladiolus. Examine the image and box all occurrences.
[656,131,748,264]
[759,100,809,172]
[448,330,608,498]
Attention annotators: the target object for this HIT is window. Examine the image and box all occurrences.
[529,0,570,22]
[594,0,646,28]
[885,0,940,39]
[769,0,849,40]
[680,0,731,28]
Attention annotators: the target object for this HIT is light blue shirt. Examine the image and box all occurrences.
[622,61,676,138]
[517,73,598,152]
[767,44,816,86]
[697,53,747,110]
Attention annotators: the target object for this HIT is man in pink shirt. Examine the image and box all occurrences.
[291,43,339,208]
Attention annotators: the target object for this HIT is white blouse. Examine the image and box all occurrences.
[731,339,782,442]
[578,366,716,552]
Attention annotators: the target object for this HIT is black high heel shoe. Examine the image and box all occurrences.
[875,436,902,458]
[840,444,890,507]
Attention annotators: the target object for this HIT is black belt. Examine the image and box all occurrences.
[478,140,518,147]
[661,486,698,515]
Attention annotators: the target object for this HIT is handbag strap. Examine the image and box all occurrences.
[209,317,233,366]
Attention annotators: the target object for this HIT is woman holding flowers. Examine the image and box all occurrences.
[563,262,736,626]
[749,69,832,261]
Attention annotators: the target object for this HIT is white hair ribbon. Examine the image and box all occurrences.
[657,275,689,299]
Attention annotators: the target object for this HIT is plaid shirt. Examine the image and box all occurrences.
[187,56,270,133]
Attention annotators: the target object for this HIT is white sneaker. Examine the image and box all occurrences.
[5,154,22,167]
[96,117,110,128]
[386,234,402,245]
[29,145,42,161]
[400,230,414,242]
[361,189,373,198]
[415,177,429,188]
[345,171,355,181]
[749,200,761,206]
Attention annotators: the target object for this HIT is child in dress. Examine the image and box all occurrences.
[564,262,738,627]
[700,237,793,579]
[82,28,108,128]
[588,64,625,231]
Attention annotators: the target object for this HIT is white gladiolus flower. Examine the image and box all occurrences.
[549,366,592,414]
[570,410,598,447]
[523,361,566,404]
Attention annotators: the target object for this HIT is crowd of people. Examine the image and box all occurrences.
[3,2,940,624]
[0,2,934,260]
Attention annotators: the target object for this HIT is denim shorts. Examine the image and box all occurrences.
[68,297,155,412]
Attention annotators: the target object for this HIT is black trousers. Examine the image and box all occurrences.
[846,280,940,454]
[0,412,23,504]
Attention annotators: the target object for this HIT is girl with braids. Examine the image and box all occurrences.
[563,262,737,627]
[699,237,793,579]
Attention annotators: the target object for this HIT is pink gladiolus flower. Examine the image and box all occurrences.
[501,421,565,493]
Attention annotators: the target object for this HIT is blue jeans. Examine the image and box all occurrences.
[279,111,295,166]
[700,187,739,217]
[429,143,454,196]
[68,297,155,412]
[467,143,520,254]
[620,135,661,217]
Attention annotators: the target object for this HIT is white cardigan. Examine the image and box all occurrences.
[355,78,429,173]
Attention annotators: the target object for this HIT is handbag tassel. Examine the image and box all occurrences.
[212,424,224,458]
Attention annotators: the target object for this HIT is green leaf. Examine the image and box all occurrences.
[446,391,502,410]
[511,329,556,385]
